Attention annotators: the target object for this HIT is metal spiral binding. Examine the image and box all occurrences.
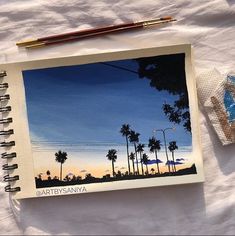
[0,71,7,77]
[1,70,20,193]
[0,106,11,112]
[0,94,10,101]
[2,163,18,170]
[1,152,16,159]
[0,83,8,89]
[0,129,14,135]
[0,141,15,147]
[5,185,21,192]
[4,174,19,182]
[0,117,12,124]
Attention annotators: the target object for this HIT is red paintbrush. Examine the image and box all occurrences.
[16,16,176,49]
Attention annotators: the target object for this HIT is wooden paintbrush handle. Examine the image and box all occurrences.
[27,23,144,48]
[40,22,137,41]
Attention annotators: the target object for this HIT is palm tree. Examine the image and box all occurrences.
[148,137,161,174]
[136,143,145,175]
[55,150,68,181]
[106,149,117,177]
[46,170,51,180]
[129,130,140,175]
[142,153,149,175]
[168,141,178,172]
[150,168,155,175]
[38,173,42,180]
[129,152,136,174]
[120,124,131,174]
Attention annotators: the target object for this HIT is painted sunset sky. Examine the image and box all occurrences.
[23,57,193,179]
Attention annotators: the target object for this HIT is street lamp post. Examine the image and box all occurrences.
[153,127,175,173]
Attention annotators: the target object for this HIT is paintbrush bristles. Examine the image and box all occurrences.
[16,39,39,47]
[143,18,176,27]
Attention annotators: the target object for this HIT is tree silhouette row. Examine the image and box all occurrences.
[108,124,179,177]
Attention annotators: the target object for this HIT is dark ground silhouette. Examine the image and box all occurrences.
[35,164,197,188]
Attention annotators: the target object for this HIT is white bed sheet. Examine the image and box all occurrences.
[0,0,235,235]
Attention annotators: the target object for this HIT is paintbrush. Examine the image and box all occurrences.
[16,17,176,49]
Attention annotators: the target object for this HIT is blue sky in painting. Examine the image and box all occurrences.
[23,59,192,147]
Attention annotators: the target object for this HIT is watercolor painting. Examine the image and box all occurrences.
[22,53,197,189]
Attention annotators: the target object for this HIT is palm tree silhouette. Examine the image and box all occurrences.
[129,152,136,174]
[46,170,51,180]
[150,168,155,175]
[55,150,68,181]
[142,153,149,175]
[106,149,117,177]
[129,130,140,175]
[148,137,161,174]
[136,143,145,175]
[120,124,131,174]
[168,141,178,172]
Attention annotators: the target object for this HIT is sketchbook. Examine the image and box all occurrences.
[0,44,204,199]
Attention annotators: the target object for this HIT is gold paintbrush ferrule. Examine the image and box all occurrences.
[16,39,39,47]
[143,18,176,27]
[25,42,46,49]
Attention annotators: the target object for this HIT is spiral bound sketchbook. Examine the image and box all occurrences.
[0,44,204,199]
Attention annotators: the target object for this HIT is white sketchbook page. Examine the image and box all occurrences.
[1,44,204,199]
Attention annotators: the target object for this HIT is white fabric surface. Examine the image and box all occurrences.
[0,0,235,235]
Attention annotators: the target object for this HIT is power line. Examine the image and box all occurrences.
[100,62,138,74]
